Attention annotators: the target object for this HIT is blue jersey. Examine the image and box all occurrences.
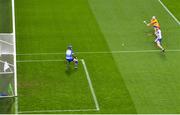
[66,49,74,60]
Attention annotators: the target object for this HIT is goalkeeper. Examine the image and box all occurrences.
[65,45,78,69]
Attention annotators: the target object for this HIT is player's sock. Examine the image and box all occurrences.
[74,60,78,69]
[162,49,165,52]
[74,63,78,69]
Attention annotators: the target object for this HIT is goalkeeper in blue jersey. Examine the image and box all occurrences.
[66,45,78,69]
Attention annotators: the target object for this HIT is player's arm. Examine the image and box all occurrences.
[147,21,154,26]
[147,19,157,26]
[71,51,76,58]
[147,23,151,26]
[72,54,78,63]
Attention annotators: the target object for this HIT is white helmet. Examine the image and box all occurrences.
[152,16,156,19]
[67,45,72,49]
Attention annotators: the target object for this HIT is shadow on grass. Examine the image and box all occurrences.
[0,97,15,114]
[65,67,78,76]
[159,51,166,60]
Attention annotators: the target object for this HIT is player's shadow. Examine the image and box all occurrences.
[159,51,166,61]
[65,66,77,76]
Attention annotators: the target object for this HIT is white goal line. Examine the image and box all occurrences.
[16,49,180,56]
[18,108,98,114]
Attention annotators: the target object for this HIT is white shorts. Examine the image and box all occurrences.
[155,37,162,44]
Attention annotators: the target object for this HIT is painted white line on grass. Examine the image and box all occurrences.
[81,59,100,111]
[78,50,161,54]
[18,109,98,114]
[158,0,180,25]
[16,49,180,56]
[17,59,65,63]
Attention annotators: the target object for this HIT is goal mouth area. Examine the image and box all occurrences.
[0,34,16,98]
[0,71,15,98]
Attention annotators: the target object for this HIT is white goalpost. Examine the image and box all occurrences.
[11,0,17,97]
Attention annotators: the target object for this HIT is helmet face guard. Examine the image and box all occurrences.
[68,45,72,49]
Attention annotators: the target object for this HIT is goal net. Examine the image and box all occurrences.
[0,34,16,97]
[0,0,17,98]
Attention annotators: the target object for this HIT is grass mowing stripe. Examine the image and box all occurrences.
[158,0,180,25]
[88,0,180,113]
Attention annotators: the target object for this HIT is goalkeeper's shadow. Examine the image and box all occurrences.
[65,67,77,76]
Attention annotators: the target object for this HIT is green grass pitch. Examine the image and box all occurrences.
[0,0,180,114]
[0,0,12,32]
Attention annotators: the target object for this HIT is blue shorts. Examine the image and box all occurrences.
[155,38,162,43]
[153,26,160,29]
[66,58,73,62]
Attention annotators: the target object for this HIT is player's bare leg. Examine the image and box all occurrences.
[157,42,165,52]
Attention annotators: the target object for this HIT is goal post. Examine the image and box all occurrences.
[11,0,17,97]
[0,0,17,98]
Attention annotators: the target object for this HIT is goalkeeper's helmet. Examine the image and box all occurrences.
[67,45,72,49]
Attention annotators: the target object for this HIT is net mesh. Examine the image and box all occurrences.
[0,34,14,55]
[0,34,15,97]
